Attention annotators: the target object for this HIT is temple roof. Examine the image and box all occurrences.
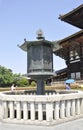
[59,4,83,29]
[59,29,83,46]
[53,30,83,59]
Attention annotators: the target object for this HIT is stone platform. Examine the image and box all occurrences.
[0,118,83,130]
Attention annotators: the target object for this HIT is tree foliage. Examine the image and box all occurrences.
[0,66,14,87]
[16,77,29,87]
[0,65,29,87]
[31,81,36,87]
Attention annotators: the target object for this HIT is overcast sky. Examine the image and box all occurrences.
[0,0,82,74]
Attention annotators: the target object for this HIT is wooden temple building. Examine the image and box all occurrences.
[53,4,83,80]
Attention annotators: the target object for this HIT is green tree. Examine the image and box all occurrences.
[31,81,36,87]
[0,66,14,87]
[0,65,29,87]
[16,77,29,87]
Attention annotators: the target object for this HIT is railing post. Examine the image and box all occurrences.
[60,101,65,118]
[76,99,80,115]
[9,101,14,119]
[38,103,43,121]
[0,101,4,119]
[71,99,75,116]
[66,100,71,117]
[16,101,21,119]
[81,98,83,114]
[54,101,59,120]
[3,101,8,118]
[31,102,35,120]
[23,101,28,120]
[46,102,53,122]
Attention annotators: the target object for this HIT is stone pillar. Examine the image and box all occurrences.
[54,102,59,120]
[71,99,75,116]
[37,79,45,95]
[45,92,48,95]
[38,103,43,121]
[16,102,21,119]
[66,100,71,117]
[46,102,53,122]
[23,102,28,120]
[76,99,80,115]
[49,92,52,95]
[60,101,65,118]
[80,98,83,114]
[31,102,35,120]
[3,101,8,118]
[9,101,14,119]
[0,101,3,119]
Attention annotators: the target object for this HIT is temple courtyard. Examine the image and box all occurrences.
[0,118,83,130]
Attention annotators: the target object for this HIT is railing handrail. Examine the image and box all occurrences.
[0,90,83,102]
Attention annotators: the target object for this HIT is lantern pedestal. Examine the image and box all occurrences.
[37,79,44,95]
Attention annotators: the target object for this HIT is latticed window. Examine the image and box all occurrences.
[71,72,80,79]
[70,51,74,61]
[69,50,80,62]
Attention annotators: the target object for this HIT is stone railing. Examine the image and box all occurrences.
[0,90,83,125]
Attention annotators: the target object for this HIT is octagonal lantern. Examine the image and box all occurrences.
[18,30,54,95]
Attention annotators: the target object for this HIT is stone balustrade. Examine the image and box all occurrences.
[0,90,83,125]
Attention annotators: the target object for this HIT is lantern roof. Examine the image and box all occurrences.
[18,39,53,52]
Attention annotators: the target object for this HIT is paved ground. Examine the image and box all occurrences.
[0,118,83,130]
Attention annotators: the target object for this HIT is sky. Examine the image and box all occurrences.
[0,0,83,74]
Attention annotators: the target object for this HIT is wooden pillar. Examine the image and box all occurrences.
[65,47,70,78]
[80,44,83,79]
[80,61,83,79]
